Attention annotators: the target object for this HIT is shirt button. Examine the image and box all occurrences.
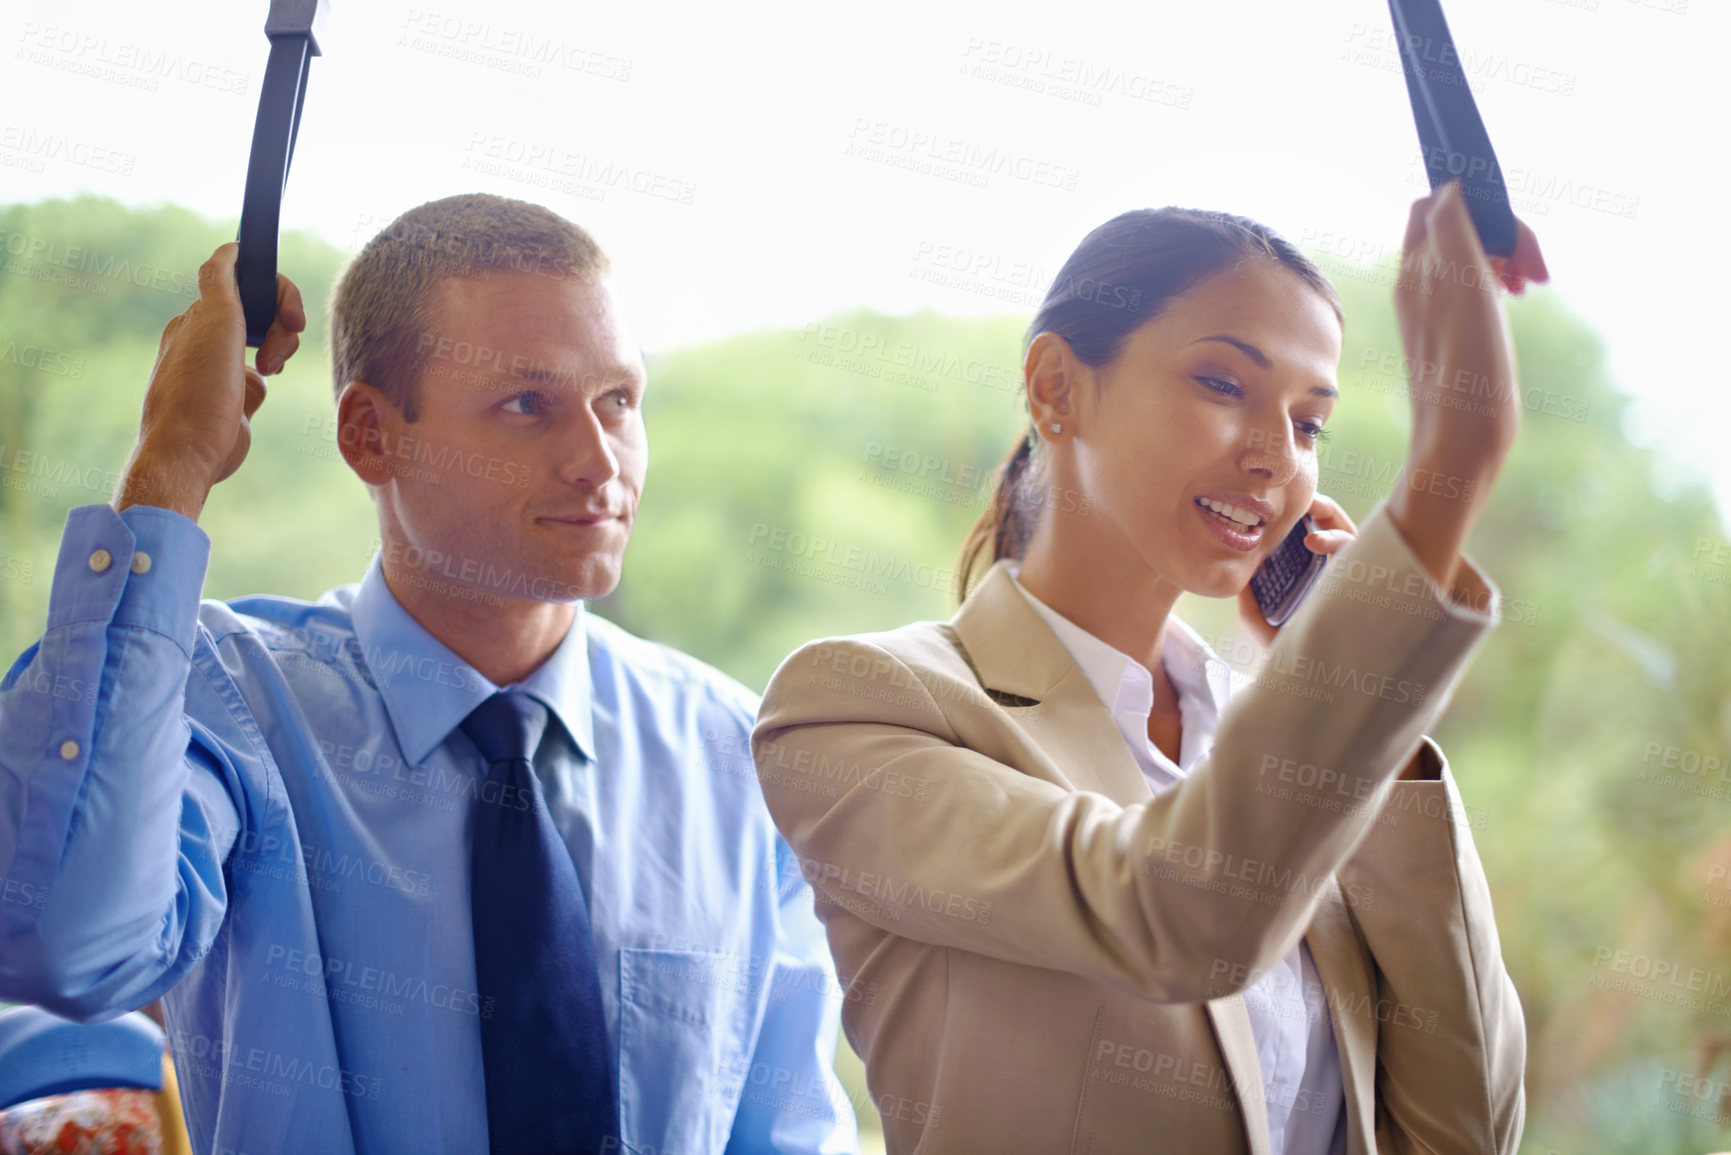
[88,549,112,573]
[59,740,80,760]
[130,551,153,575]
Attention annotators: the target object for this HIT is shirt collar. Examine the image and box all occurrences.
[1005,565,1232,727]
[1161,615,1234,722]
[350,550,596,766]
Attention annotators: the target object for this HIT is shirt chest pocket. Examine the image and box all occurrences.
[618,947,759,1155]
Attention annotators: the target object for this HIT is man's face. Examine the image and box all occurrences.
[372,270,648,605]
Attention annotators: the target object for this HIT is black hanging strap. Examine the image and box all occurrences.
[1388,0,1517,258]
[237,0,329,346]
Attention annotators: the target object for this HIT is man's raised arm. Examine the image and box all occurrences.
[0,245,304,1017]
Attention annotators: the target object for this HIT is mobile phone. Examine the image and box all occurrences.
[1389,0,1518,257]
[1248,514,1327,628]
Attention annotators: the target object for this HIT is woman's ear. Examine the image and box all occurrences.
[1024,332,1081,441]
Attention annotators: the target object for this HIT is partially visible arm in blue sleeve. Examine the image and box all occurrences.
[0,503,241,1020]
[726,833,860,1155]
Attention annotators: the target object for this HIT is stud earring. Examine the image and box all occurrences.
[1050,423,1062,434]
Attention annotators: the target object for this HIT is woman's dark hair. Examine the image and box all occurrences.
[954,207,1344,603]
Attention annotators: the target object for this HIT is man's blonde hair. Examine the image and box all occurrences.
[329,193,609,420]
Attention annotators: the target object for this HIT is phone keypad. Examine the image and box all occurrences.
[1251,524,1325,626]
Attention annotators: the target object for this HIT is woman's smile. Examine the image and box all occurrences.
[1192,496,1268,552]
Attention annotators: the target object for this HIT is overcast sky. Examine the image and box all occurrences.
[3,0,1723,521]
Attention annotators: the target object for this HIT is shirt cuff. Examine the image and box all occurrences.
[47,505,211,657]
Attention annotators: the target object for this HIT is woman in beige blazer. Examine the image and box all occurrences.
[752,182,1547,1154]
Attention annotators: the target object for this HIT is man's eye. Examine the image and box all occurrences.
[503,391,549,415]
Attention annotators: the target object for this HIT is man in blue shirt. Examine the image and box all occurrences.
[0,194,860,1154]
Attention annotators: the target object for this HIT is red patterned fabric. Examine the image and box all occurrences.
[0,1088,161,1154]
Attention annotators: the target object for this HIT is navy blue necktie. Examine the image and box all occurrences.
[461,691,617,1152]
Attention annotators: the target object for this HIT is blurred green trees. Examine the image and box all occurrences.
[3,196,1731,1151]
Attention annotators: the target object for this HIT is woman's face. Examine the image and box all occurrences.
[1063,259,1343,600]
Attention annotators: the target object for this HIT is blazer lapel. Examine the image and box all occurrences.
[1205,995,1273,1155]
[949,561,1152,805]
[1303,879,1379,1155]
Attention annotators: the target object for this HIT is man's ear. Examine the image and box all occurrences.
[335,382,398,487]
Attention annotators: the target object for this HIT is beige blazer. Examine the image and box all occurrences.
[752,502,1525,1154]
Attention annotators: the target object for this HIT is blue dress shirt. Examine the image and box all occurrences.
[0,503,859,1155]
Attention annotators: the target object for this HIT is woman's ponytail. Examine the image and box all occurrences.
[955,430,1041,603]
